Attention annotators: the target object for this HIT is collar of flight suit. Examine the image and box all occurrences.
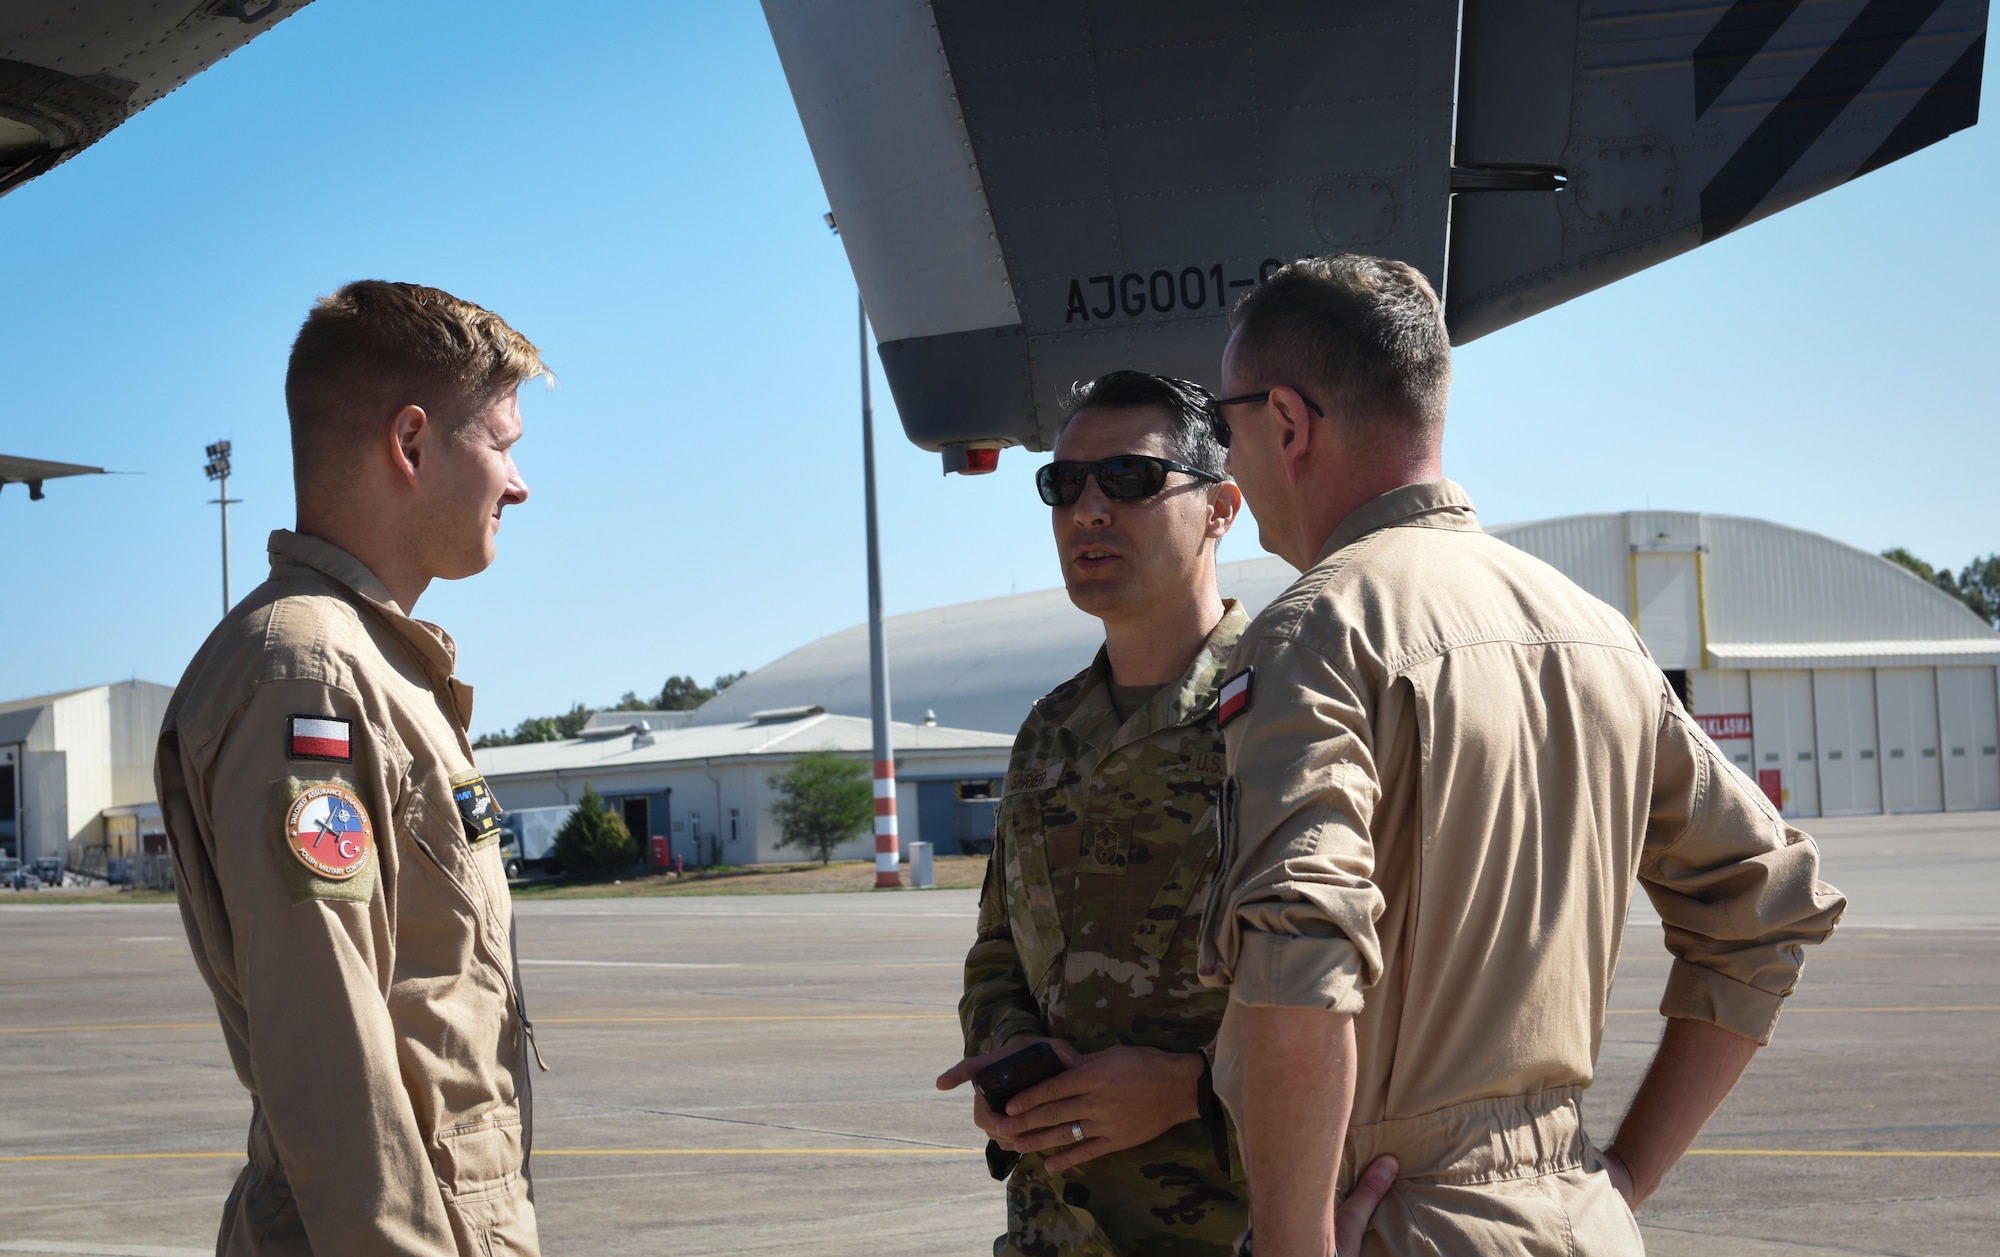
[1314,478,1482,566]
[1050,600,1250,763]
[265,529,476,729]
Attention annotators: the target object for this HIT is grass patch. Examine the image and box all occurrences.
[0,858,994,905]
[508,855,989,899]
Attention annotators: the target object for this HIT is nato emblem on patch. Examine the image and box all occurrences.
[284,782,375,880]
[288,715,352,763]
[1217,668,1254,729]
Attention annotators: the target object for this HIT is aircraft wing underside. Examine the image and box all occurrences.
[0,1,314,200]
[765,0,1988,464]
[0,452,109,500]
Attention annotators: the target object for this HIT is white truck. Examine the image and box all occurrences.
[498,804,573,880]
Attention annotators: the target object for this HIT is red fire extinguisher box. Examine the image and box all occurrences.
[650,836,671,868]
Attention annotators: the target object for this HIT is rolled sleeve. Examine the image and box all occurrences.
[1230,929,1368,1012]
[1201,634,1385,1010]
[1641,701,1846,1045]
[1660,957,1789,1044]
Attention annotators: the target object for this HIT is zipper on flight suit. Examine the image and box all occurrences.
[410,831,550,1072]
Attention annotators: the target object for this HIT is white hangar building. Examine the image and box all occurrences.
[473,708,1013,865]
[699,510,2000,822]
[1503,512,1999,819]
[0,680,174,867]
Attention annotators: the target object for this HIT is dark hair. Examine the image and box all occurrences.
[1228,254,1450,442]
[1057,371,1225,478]
[285,280,547,498]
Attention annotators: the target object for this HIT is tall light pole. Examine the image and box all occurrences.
[203,440,239,615]
[828,212,900,889]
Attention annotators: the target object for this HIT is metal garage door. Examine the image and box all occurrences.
[1751,670,1818,818]
[1634,554,1702,669]
[1812,670,1881,816]
[1877,668,1944,814]
[1935,666,2000,812]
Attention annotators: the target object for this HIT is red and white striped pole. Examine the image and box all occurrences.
[873,758,899,888]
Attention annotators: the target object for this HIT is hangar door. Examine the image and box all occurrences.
[1877,669,1944,814]
[1812,671,1881,817]
[1633,555,1702,670]
[1750,671,1817,819]
[1936,667,2000,811]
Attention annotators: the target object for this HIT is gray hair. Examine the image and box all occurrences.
[1228,253,1450,442]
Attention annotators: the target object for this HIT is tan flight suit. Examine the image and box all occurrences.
[963,604,1250,1257]
[157,530,540,1256]
[1196,482,1846,1256]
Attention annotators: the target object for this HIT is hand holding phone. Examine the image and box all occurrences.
[973,1041,1069,1180]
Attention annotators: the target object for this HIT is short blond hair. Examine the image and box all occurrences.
[285,281,547,492]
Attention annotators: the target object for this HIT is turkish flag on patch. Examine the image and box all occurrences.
[1217,668,1254,729]
[289,715,352,762]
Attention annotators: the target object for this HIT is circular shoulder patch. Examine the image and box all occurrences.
[285,783,375,880]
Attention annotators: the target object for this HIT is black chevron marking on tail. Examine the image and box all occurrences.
[1856,32,1986,177]
[1699,0,1948,242]
[1694,0,1808,119]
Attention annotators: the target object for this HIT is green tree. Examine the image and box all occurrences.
[767,748,873,866]
[1881,547,1939,584]
[553,784,636,874]
[647,672,748,710]
[1883,548,2000,627]
[1945,555,1999,628]
[655,675,716,710]
[474,702,596,749]
[472,670,747,746]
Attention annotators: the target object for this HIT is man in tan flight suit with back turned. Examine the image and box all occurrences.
[1195,254,1848,1256]
[157,281,548,1255]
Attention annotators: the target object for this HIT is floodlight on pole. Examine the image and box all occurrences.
[828,212,901,889]
[203,439,240,615]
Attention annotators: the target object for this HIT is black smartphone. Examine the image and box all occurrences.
[974,1041,1068,1181]
[975,1041,1067,1111]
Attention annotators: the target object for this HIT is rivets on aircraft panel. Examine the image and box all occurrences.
[1570,139,1677,230]
[1311,176,1397,247]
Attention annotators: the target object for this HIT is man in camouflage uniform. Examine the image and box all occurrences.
[937,372,1250,1257]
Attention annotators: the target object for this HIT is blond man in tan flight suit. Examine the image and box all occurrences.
[1195,255,1847,1256]
[157,281,548,1255]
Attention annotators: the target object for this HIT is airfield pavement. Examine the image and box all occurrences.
[0,810,1995,1257]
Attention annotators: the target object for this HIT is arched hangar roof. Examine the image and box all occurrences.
[1491,511,1999,670]
[695,510,1999,735]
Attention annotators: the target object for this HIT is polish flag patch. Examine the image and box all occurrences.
[288,715,352,763]
[1217,668,1254,729]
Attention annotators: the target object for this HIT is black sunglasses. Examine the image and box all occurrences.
[1035,455,1222,507]
[1204,389,1326,448]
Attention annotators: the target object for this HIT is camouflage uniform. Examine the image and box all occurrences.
[962,603,1250,1257]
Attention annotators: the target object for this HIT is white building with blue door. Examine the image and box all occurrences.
[472,705,1013,864]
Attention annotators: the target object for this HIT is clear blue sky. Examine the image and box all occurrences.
[1,2,1993,737]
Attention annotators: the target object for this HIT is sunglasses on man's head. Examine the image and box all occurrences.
[1035,455,1222,507]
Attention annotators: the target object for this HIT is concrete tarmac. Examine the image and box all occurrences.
[1,811,1993,1256]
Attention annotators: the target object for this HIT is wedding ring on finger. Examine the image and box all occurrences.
[1069,1122,1085,1144]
